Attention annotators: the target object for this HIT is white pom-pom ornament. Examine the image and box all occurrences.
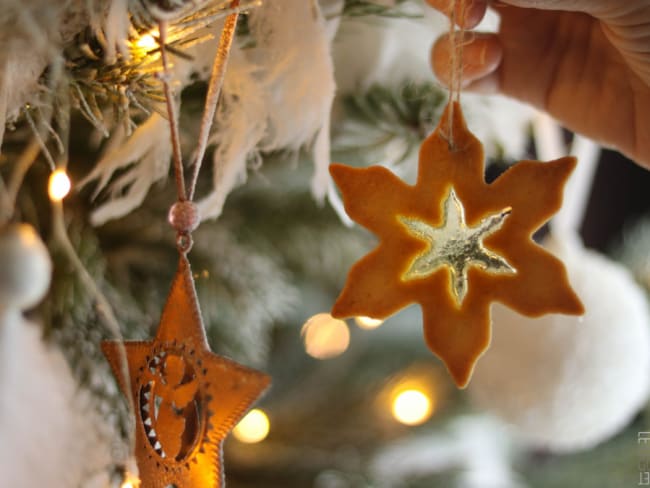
[469,236,650,453]
[0,224,112,486]
[0,224,52,312]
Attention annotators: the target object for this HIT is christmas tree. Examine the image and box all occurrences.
[1,1,649,487]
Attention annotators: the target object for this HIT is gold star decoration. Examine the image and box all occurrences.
[330,102,584,387]
[400,187,515,305]
[103,256,270,488]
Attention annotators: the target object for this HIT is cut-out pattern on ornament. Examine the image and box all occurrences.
[329,102,584,387]
[139,349,201,461]
[103,256,270,488]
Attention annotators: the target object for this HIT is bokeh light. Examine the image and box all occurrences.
[135,32,158,51]
[354,316,384,330]
[302,313,350,359]
[391,389,433,426]
[301,313,350,359]
[233,409,270,444]
[48,169,71,201]
[120,472,140,488]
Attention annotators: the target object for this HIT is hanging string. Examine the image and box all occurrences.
[157,1,240,253]
[189,0,240,202]
[157,21,187,202]
[444,0,467,149]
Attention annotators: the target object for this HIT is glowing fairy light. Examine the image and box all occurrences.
[391,389,434,426]
[120,472,140,488]
[301,313,350,359]
[233,409,270,444]
[354,316,384,330]
[48,169,71,201]
[135,31,158,51]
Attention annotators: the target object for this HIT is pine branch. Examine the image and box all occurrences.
[38,1,254,137]
[63,27,163,133]
[333,82,447,166]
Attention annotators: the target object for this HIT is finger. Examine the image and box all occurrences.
[431,32,503,90]
[464,72,501,94]
[426,0,489,29]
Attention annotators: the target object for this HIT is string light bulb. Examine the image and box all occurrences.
[135,31,158,51]
[120,472,140,488]
[354,316,384,330]
[302,313,350,359]
[233,408,270,444]
[48,169,71,201]
[391,388,434,426]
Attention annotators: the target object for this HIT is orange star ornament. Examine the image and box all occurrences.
[330,102,584,387]
[103,256,270,487]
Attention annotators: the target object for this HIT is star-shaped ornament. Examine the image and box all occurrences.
[400,187,516,304]
[103,256,270,488]
[330,102,584,387]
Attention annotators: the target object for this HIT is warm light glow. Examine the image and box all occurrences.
[302,313,350,359]
[391,389,433,426]
[233,409,270,444]
[48,169,71,201]
[135,32,158,51]
[354,316,384,330]
[120,473,140,488]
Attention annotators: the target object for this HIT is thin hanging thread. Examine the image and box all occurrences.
[158,0,240,206]
[189,0,240,202]
[445,0,467,149]
[99,3,240,459]
[158,21,187,202]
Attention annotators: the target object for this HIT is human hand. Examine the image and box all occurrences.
[427,0,650,168]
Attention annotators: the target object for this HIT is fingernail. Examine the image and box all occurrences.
[462,0,486,28]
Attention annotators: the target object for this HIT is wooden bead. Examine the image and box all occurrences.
[168,201,200,234]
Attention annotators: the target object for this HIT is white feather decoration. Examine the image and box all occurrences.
[104,0,130,64]
[248,0,336,154]
[82,113,172,226]
[0,2,57,152]
[199,0,338,220]
[87,0,340,224]
[197,44,269,220]
[83,16,222,225]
